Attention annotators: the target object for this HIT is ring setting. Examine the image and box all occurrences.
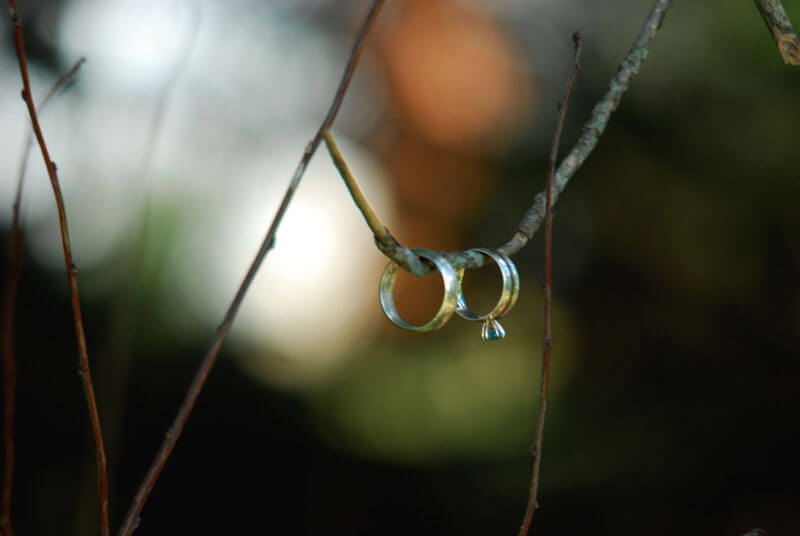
[455,248,519,342]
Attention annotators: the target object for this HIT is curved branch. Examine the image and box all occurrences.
[368,0,675,277]
[323,130,391,246]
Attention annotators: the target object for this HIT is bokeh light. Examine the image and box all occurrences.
[313,299,579,462]
[163,132,394,385]
[59,0,191,90]
[382,0,531,148]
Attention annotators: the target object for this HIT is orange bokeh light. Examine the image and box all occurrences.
[382,0,531,148]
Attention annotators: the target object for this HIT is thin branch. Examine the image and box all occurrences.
[5,4,110,536]
[372,0,674,277]
[117,2,387,534]
[754,0,800,66]
[137,3,201,180]
[517,32,581,536]
[2,56,85,536]
[13,58,86,226]
[95,4,200,523]
[322,130,391,246]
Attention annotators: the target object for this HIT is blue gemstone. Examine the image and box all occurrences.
[481,319,505,342]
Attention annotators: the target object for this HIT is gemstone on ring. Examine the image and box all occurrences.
[481,317,506,342]
[456,248,519,341]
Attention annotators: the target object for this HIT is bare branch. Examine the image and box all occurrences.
[137,4,201,178]
[96,3,200,514]
[502,0,672,255]
[5,2,109,535]
[2,55,85,536]
[323,130,391,246]
[117,2,387,534]
[343,0,674,277]
[517,31,581,536]
[754,0,800,66]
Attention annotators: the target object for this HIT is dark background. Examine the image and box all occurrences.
[2,0,799,534]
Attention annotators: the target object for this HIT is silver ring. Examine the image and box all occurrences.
[379,249,459,332]
[455,248,519,341]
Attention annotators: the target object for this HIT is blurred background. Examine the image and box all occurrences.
[1,0,799,534]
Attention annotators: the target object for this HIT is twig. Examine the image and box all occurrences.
[12,58,86,224]
[372,0,674,277]
[754,0,800,65]
[136,3,201,180]
[516,32,581,536]
[117,2,387,534]
[322,130,391,246]
[1,56,85,536]
[5,4,110,536]
[94,4,200,523]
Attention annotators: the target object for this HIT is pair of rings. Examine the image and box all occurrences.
[379,248,519,341]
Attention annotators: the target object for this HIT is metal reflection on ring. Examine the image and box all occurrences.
[455,248,519,341]
[379,248,459,332]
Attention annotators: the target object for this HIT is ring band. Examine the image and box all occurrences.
[455,248,519,341]
[379,248,459,332]
[455,249,519,321]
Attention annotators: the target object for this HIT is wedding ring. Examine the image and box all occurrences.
[455,248,519,341]
[379,248,459,332]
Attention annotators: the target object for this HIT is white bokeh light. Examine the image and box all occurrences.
[59,0,190,90]
[167,131,394,386]
[3,0,391,388]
